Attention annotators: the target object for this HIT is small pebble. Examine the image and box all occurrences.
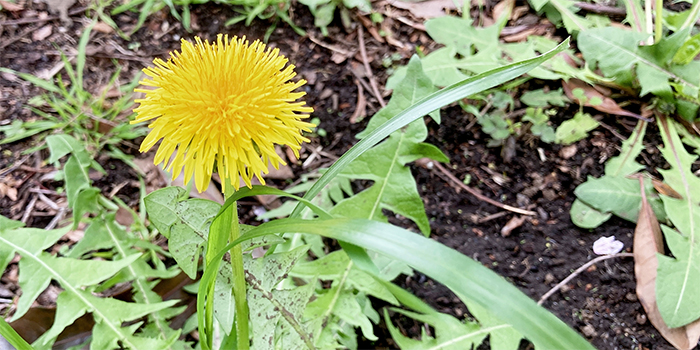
[544,272,555,285]
[626,292,638,302]
[636,313,647,325]
[581,324,597,338]
[542,189,558,201]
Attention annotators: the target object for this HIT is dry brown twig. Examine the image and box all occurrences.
[538,252,634,305]
[356,25,386,108]
[418,159,536,216]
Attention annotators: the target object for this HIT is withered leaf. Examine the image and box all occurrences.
[634,176,700,350]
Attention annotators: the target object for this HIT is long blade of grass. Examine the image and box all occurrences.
[290,38,570,218]
[0,317,32,350]
[206,217,594,349]
[75,19,96,93]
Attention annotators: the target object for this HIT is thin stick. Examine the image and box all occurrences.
[357,26,386,108]
[538,252,633,305]
[430,161,537,216]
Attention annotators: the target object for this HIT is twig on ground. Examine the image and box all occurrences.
[420,159,536,216]
[357,26,386,108]
[0,155,31,177]
[21,193,38,224]
[538,252,634,305]
[45,208,67,230]
[0,6,88,25]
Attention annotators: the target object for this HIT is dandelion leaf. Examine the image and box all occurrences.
[579,27,700,99]
[244,246,314,349]
[571,121,666,228]
[391,308,484,349]
[305,286,377,341]
[144,187,220,278]
[290,250,401,304]
[337,57,448,237]
[655,119,700,328]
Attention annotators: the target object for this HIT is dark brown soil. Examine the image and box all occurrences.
[0,2,677,350]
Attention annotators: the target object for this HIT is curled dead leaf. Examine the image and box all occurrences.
[562,79,648,121]
[633,175,700,349]
[652,179,682,199]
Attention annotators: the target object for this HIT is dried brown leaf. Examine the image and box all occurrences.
[652,179,683,199]
[32,25,52,41]
[493,0,515,22]
[388,0,465,20]
[0,0,23,11]
[634,176,700,350]
[562,79,645,120]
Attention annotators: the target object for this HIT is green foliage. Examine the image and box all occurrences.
[299,0,371,36]
[0,132,191,349]
[0,219,181,350]
[578,27,700,121]
[522,107,556,143]
[336,57,448,236]
[229,217,595,349]
[554,111,598,144]
[528,0,593,33]
[655,119,700,328]
[571,121,666,228]
[0,21,145,158]
[520,88,569,107]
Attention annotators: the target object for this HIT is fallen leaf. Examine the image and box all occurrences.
[634,176,700,350]
[562,79,647,120]
[93,21,114,34]
[0,182,18,201]
[652,179,682,199]
[32,25,53,41]
[492,0,515,22]
[388,0,465,20]
[0,0,23,11]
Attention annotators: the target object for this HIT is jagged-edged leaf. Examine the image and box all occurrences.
[337,57,448,236]
[390,308,485,349]
[244,246,314,349]
[570,199,612,228]
[292,39,570,219]
[228,218,594,349]
[571,121,667,228]
[579,27,700,98]
[536,0,593,33]
[305,286,377,341]
[13,251,141,321]
[144,187,221,278]
[291,250,400,304]
[46,134,91,165]
[36,290,178,350]
[424,16,500,57]
[655,118,700,328]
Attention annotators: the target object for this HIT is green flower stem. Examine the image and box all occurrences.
[228,201,250,350]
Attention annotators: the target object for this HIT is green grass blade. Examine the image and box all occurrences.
[211,217,594,349]
[290,38,570,218]
[0,317,32,350]
[76,20,96,93]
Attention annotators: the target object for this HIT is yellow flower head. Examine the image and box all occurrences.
[132,34,314,194]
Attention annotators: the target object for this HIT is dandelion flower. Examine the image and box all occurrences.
[132,34,314,193]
